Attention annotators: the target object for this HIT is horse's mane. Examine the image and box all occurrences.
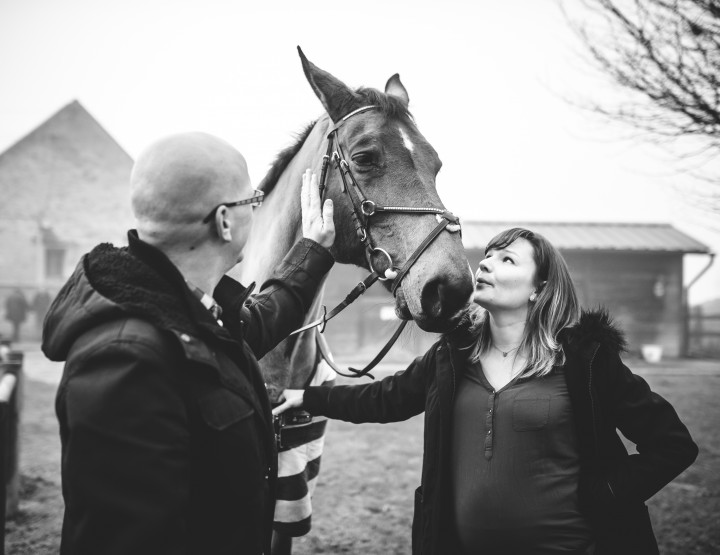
[258,121,317,195]
[259,88,412,196]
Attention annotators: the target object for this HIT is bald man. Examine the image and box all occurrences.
[43,132,335,555]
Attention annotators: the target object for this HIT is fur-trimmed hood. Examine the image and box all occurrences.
[42,242,191,362]
[42,232,251,362]
[563,308,628,355]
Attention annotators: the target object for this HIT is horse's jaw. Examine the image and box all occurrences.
[394,287,413,321]
[394,286,467,333]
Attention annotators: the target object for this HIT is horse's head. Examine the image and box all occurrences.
[300,49,473,333]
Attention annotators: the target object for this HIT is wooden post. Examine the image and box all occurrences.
[0,394,7,555]
[695,306,704,356]
[0,349,23,543]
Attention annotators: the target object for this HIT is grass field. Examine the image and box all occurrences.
[4,357,719,554]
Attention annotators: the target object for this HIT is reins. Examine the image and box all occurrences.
[289,105,461,379]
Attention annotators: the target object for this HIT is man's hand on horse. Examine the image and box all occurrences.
[301,169,335,249]
[272,389,305,415]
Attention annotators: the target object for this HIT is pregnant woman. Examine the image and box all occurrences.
[274,227,698,555]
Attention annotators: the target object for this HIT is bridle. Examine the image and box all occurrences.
[290,105,462,378]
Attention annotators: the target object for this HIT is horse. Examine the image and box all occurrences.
[237,48,473,554]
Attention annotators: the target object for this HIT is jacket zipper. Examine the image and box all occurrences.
[445,338,456,402]
[588,343,601,457]
[588,342,618,500]
[436,338,456,555]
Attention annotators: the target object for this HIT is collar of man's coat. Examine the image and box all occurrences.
[86,230,251,344]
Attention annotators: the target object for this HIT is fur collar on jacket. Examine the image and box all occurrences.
[43,233,250,361]
[446,306,627,356]
[563,308,628,355]
[85,241,200,334]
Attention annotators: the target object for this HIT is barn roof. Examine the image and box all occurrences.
[461,221,711,254]
[0,100,134,247]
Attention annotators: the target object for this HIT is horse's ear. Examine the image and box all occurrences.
[298,46,360,122]
[385,74,409,105]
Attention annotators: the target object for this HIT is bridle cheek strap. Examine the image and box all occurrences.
[289,272,380,338]
[390,213,458,296]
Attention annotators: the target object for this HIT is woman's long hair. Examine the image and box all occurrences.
[467,227,579,378]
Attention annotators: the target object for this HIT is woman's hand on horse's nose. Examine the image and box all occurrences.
[272,389,305,415]
[301,169,335,249]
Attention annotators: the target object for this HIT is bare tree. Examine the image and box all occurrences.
[564,0,720,155]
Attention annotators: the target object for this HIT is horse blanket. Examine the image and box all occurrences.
[273,359,335,536]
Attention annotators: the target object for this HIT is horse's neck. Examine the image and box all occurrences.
[240,119,331,285]
[238,118,334,395]
[239,185,301,285]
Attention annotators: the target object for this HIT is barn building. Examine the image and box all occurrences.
[321,221,713,361]
[0,101,134,340]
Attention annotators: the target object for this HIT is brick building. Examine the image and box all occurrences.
[0,100,133,340]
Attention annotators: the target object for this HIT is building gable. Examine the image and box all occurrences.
[0,100,134,288]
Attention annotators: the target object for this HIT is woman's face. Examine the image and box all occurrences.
[472,237,538,313]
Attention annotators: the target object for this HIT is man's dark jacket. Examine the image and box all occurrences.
[303,310,698,555]
[42,231,334,555]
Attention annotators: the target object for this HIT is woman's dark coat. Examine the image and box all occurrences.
[303,310,698,555]
[42,231,334,555]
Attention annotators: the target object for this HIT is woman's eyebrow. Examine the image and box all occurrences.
[486,247,514,255]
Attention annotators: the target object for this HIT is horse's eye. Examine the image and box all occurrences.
[351,152,376,166]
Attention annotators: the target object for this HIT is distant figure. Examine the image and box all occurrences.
[5,288,29,342]
[32,289,52,331]
[0,337,10,361]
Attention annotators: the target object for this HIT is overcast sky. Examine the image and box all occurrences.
[1,0,718,302]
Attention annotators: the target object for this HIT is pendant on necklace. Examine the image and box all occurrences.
[493,343,519,358]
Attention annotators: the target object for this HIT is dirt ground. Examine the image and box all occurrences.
[4,349,719,554]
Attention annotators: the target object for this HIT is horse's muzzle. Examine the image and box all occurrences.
[394,288,413,321]
[396,273,473,333]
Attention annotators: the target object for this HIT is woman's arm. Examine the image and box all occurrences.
[274,348,437,424]
[601,348,699,503]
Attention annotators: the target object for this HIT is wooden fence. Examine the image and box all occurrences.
[687,306,720,358]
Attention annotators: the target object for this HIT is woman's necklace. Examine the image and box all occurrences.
[491,342,521,358]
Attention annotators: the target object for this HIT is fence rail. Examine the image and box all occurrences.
[0,349,22,555]
[687,306,720,358]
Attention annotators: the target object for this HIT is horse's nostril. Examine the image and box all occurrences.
[421,276,472,319]
[420,279,443,319]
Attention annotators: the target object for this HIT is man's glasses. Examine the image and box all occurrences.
[202,190,265,223]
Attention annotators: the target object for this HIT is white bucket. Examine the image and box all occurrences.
[641,344,663,363]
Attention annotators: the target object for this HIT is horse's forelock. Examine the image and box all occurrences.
[356,87,412,120]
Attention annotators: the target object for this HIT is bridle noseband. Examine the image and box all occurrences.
[291,105,462,378]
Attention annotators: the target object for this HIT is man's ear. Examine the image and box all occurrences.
[214,207,233,242]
